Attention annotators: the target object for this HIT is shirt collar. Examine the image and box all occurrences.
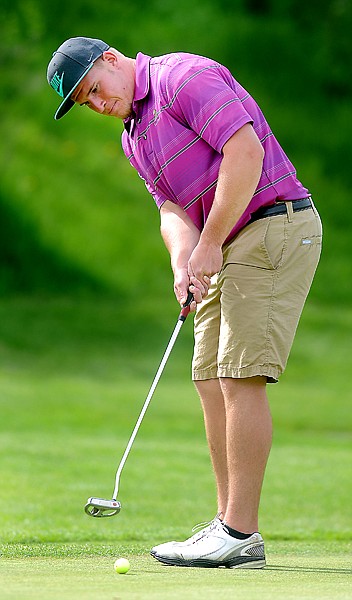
[124,52,151,133]
[133,52,151,105]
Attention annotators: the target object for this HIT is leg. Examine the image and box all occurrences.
[194,378,228,517]
[151,374,270,568]
[220,376,272,533]
[195,375,272,533]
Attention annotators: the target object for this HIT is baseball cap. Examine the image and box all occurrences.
[47,36,109,120]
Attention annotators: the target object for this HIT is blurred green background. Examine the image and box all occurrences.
[1,0,352,302]
[0,0,352,560]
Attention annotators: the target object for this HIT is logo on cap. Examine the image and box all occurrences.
[50,71,65,98]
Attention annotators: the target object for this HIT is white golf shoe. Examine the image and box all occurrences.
[151,516,222,556]
[150,520,265,569]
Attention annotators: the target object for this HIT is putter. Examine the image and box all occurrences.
[85,291,194,518]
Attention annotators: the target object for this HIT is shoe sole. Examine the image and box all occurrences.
[150,551,265,569]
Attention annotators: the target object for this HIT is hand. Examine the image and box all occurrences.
[173,268,197,312]
[188,241,223,303]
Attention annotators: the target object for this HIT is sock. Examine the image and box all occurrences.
[222,523,253,539]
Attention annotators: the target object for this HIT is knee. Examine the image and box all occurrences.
[219,376,267,401]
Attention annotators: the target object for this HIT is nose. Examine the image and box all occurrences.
[89,96,106,114]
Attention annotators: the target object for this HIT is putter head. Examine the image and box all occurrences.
[84,497,121,518]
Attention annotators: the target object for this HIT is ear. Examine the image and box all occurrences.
[101,50,119,66]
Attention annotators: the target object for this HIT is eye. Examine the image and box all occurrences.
[79,83,98,108]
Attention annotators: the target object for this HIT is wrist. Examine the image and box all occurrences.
[199,230,223,248]
[171,262,188,276]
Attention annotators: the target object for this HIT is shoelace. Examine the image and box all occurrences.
[190,512,223,543]
[191,512,223,533]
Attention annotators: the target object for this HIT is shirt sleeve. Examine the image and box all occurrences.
[144,180,168,209]
[165,61,253,153]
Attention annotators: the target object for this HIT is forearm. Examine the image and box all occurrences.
[160,200,200,305]
[160,201,200,273]
[187,124,264,295]
[200,123,264,247]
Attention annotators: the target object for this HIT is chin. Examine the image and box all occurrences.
[108,102,132,119]
[119,104,133,120]
[120,110,132,120]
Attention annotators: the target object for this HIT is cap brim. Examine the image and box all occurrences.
[54,62,95,120]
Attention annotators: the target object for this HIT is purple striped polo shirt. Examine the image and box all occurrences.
[122,52,309,243]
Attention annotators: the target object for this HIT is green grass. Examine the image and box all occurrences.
[1,544,351,600]
[0,295,351,598]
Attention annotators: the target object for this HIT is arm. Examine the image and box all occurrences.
[188,123,264,288]
[160,200,206,308]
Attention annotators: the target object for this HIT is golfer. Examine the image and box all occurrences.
[47,37,322,569]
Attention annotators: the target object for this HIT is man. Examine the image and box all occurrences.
[47,37,322,569]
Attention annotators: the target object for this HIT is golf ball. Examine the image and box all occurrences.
[114,558,130,574]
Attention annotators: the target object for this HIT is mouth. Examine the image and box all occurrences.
[108,100,117,115]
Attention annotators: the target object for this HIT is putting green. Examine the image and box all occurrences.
[1,542,351,600]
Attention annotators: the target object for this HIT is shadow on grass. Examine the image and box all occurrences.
[266,564,352,574]
[155,562,352,575]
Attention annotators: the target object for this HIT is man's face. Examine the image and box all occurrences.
[72,54,134,119]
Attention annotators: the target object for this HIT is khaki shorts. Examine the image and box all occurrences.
[192,201,322,383]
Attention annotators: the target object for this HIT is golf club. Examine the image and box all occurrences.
[84,291,194,518]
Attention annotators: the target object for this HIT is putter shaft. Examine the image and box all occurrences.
[112,314,187,499]
[84,293,193,517]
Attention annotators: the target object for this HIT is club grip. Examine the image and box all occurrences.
[179,290,194,321]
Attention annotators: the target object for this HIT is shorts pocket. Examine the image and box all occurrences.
[222,216,286,272]
[261,217,286,270]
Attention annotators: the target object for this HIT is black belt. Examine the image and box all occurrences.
[248,197,312,225]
